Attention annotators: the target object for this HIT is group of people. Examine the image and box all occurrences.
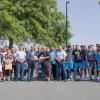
[0,44,100,82]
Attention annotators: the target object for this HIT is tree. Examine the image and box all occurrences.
[0,0,72,48]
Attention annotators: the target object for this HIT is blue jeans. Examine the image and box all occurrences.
[38,64,43,80]
[16,62,25,81]
[27,62,34,81]
[65,69,69,80]
[56,61,67,81]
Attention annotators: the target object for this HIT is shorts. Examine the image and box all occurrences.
[96,65,100,71]
[74,63,83,69]
[65,60,73,69]
[82,61,88,68]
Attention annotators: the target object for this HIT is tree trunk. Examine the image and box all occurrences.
[9,38,13,49]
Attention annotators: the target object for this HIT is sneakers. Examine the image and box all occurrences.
[70,73,74,81]
[97,76,100,82]
[86,73,89,77]
[92,75,95,80]
[64,79,67,82]
[85,74,90,81]
[75,75,81,81]
[68,78,71,81]
[81,74,85,80]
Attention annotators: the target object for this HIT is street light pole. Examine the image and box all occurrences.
[66,1,70,45]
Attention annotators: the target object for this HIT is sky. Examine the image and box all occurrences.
[57,0,100,45]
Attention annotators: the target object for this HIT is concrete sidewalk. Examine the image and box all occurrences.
[0,81,100,100]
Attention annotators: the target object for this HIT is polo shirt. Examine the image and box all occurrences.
[16,50,26,61]
[56,50,66,60]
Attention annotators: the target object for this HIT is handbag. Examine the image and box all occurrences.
[5,63,12,70]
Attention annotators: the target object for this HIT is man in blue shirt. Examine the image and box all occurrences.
[55,46,67,81]
[49,47,56,80]
[65,45,73,80]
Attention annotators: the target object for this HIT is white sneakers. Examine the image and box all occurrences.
[81,74,85,80]
[81,74,90,80]
[97,75,100,82]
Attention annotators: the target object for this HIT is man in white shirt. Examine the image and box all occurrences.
[16,45,26,81]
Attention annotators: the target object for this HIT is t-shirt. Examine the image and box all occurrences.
[80,50,87,61]
[36,51,42,58]
[50,51,56,64]
[72,49,82,63]
[4,55,13,62]
[56,50,66,60]
[34,51,40,58]
[87,51,95,61]
[95,52,100,65]
[39,51,50,62]
[16,50,26,61]
[66,48,72,62]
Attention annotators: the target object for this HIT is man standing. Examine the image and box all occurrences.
[39,47,51,81]
[49,47,56,80]
[27,46,35,81]
[87,45,96,80]
[16,45,26,81]
[73,45,82,80]
[65,45,73,80]
[33,46,39,79]
[55,46,67,81]
[80,45,89,80]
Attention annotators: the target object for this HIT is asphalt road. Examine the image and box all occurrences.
[0,81,100,100]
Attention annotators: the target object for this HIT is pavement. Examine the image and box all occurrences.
[0,81,100,100]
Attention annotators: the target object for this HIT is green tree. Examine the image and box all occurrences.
[0,0,32,48]
[0,0,72,48]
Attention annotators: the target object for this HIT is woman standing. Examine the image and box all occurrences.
[3,49,13,81]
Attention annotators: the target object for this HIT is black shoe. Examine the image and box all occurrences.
[20,79,25,81]
[27,80,31,82]
[55,80,60,82]
[15,79,18,82]
[2,80,6,82]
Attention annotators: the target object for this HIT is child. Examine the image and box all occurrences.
[95,45,100,81]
